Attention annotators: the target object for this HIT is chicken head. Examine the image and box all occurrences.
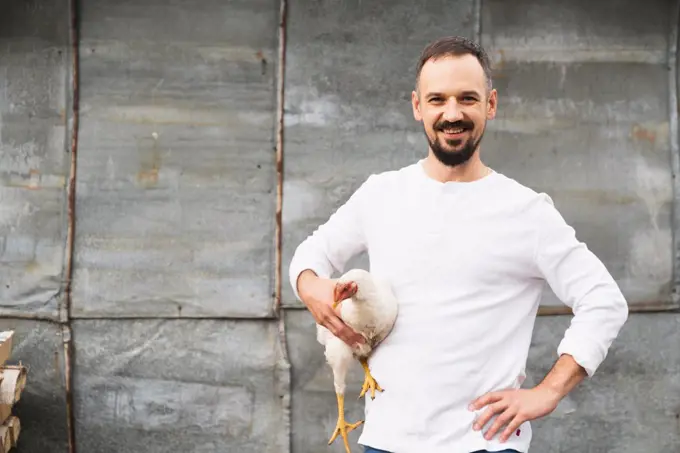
[332,281,358,309]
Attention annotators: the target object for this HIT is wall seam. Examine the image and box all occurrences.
[274,0,292,451]
[670,0,680,308]
[63,0,80,451]
[474,0,482,44]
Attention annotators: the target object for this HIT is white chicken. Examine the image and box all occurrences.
[316,268,399,453]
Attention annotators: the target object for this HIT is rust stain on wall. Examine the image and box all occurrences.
[490,49,508,79]
[27,169,40,189]
[6,169,41,190]
[631,123,657,145]
[25,261,40,273]
[137,165,159,186]
[137,134,162,187]
[256,50,268,75]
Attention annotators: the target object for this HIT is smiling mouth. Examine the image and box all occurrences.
[436,121,472,136]
[442,127,465,134]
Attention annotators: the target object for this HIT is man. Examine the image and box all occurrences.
[289,36,628,453]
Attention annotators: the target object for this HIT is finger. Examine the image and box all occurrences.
[325,313,362,346]
[499,415,525,443]
[469,391,504,411]
[338,326,365,347]
[318,308,342,333]
[324,313,347,337]
[473,401,507,431]
[322,306,365,344]
[483,408,516,441]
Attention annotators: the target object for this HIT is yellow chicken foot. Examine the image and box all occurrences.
[328,393,363,453]
[359,358,383,400]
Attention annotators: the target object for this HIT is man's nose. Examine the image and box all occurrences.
[442,100,464,122]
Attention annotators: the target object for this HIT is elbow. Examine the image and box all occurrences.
[618,295,629,325]
[288,240,334,301]
[288,245,309,301]
[287,242,306,300]
[601,289,629,345]
[559,288,629,378]
[610,287,629,330]
[574,279,629,326]
[608,292,630,337]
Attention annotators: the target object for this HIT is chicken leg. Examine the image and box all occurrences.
[328,392,364,453]
[358,358,383,400]
[325,335,363,453]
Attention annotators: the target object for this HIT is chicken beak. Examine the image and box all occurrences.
[332,281,357,310]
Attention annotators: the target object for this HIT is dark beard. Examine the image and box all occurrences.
[425,120,484,168]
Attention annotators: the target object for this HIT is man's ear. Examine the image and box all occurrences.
[412,90,423,121]
[486,88,498,120]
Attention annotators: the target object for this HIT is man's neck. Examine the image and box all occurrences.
[422,152,490,183]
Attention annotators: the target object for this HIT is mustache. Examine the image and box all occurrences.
[434,120,474,131]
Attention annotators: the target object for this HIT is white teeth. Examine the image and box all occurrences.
[444,128,464,134]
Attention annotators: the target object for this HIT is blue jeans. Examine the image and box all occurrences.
[364,449,519,453]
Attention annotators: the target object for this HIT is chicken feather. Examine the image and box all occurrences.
[317,268,399,453]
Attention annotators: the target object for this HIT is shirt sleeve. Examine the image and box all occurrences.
[532,193,629,377]
[288,175,375,301]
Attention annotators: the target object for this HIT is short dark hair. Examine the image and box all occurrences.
[415,36,493,92]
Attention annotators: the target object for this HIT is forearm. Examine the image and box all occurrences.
[295,269,320,303]
[536,353,587,401]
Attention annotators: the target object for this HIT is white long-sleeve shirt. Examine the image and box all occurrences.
[289,160,628,453]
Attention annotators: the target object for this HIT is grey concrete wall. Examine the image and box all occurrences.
[73,0,280,318]
[0,0,69,319]
[0,1,678,453]
[481,0,674,310]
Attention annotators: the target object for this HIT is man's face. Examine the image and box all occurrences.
[412,54,497,167]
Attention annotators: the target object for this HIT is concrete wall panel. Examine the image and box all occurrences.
[481,0,675,309]
[73,319,289,453]
[0,320,69,453]
[0,0,69,318]
[71,0,280,318]
[281,0,479,307]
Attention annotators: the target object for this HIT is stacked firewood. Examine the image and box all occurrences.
[0,332,26,453]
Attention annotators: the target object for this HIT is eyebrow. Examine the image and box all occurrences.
[425,90,481,99]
